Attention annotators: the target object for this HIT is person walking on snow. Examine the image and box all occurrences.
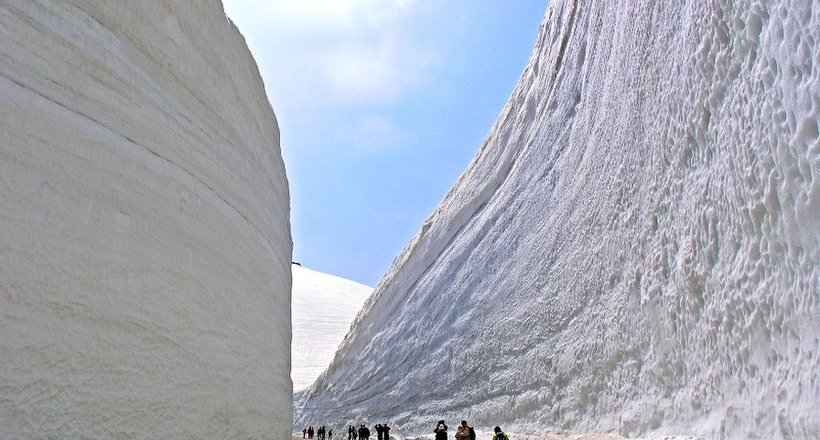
[358,424,370,440]
[454,420,471,440]
[434,420,448,440]
[492,426,509,440]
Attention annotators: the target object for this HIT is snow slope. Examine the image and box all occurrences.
[292,264,373,391]
[0,1,291,438]
[294,0,820,438]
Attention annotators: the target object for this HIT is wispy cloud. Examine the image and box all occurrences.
[225,0,435,109]
[266,0,417,34]
[324,33,435,106]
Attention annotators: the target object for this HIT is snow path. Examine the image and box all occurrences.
[293,432,701,440]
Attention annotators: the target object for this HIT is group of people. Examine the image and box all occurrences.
[346,423,391,440]
[434,419,509,440]
[301,426,332,439]
[303,423,391,440]
[302,419,508,440]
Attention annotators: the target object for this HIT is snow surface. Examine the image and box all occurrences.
[0,1,292,438]
[292,264,373,391]
[295,0,819,439]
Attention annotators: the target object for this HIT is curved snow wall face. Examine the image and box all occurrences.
[0,1,292,438]
[295,0,819,438]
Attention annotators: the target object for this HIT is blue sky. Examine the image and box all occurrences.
[222,0,548,286]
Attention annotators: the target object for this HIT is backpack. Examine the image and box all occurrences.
[495,432,506,440]
[468,427,476,440]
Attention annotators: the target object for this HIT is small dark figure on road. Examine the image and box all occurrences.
[382,423,391,440]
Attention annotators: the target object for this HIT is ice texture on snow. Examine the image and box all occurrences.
[292,264,373,391]
[0,1,292,438]
[294,0,819,438]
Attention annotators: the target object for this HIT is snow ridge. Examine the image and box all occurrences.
[292,264,373,392]
[295,1,819,439]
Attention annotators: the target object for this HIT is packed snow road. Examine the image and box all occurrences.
[294,432,702,440]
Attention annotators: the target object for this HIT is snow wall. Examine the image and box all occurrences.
[294,0,819,438]
[0,1,292,438]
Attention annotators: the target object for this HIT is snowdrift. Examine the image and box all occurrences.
[292,264,372,391]
[0,1,291,438]
[294,0,819,438]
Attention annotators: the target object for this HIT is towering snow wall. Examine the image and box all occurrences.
[295,0,819,438]
[0,1,292,438]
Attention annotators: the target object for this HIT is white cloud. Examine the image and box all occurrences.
[272,0,411,30]
[224,0,436,108]
[325,35,403,105]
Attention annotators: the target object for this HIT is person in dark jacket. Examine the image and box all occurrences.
[358,424,370,440]
[434,420,448,440]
